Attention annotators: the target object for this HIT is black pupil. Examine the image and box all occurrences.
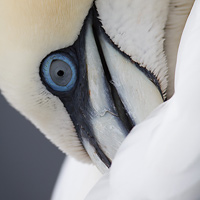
[50,59,72,86]
[57,70,64,77]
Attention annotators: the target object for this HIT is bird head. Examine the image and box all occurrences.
[0,0,172,173]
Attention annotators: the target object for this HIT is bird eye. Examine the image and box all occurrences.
[41,54,77,92]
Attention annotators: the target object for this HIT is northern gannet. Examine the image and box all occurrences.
[86,1,200,199]
[0,0,195,199]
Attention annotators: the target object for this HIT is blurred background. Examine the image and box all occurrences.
[0,93,65,200]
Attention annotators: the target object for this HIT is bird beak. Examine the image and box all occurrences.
[56,7,164,173]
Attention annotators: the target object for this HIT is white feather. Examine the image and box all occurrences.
[0,0,93,162]
[52,157,101,200]
[96,0,170,97]
[86,1,200,199]
[164,0,194,98]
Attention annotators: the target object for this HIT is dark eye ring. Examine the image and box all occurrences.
[41,53,77,92]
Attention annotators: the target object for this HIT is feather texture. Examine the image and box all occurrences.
[0,0,93,162]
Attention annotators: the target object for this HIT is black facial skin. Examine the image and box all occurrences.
[40,5,164,169]
[40,8,112,168]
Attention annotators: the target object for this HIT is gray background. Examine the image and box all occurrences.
[0,93,65,200]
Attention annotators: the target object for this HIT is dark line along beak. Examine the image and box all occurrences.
[41,6,164,173]
[79,7,163,172]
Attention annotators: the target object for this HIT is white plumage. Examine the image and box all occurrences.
[86,1,200,199]
[0,0,169,167]
[96,0,169,96]
[52,157,101,200]
[0,0,94,163]
[0,0,198,199]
